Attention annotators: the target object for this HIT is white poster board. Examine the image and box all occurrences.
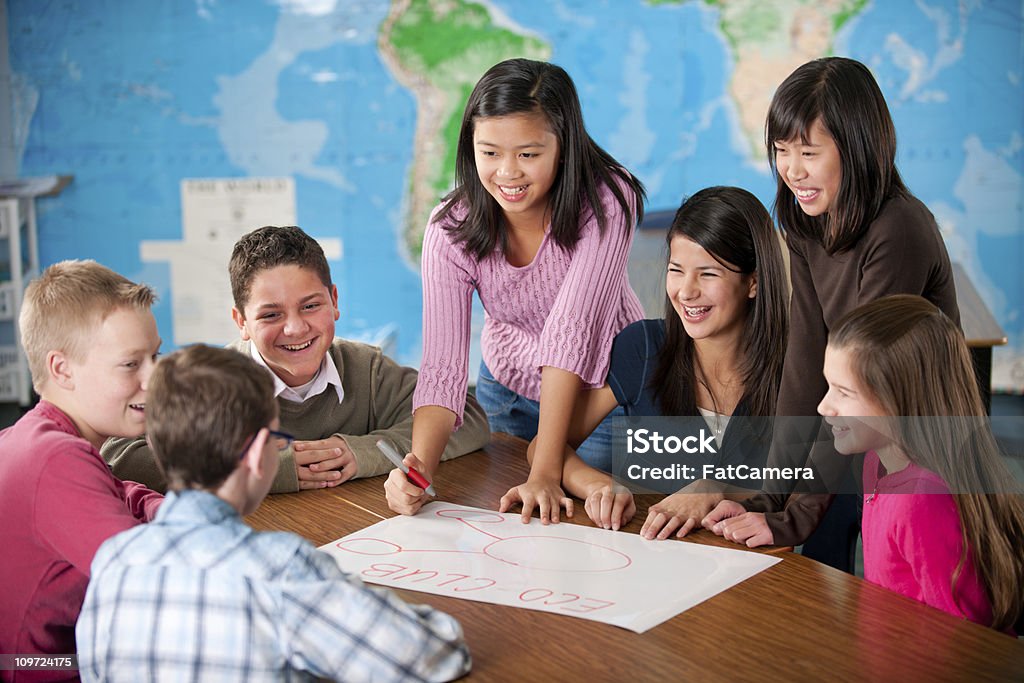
[320,503,780,633]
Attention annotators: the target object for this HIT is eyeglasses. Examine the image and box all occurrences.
[268,430,295,451]
[238,429,295,459]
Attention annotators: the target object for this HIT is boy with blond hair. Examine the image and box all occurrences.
[0,261,163,673]
[77,344,470,682]
[105,225,489,493]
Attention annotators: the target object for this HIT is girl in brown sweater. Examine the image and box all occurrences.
[703,57,959,572]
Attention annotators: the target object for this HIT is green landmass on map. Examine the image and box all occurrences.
[648,0,867,51]
[381,0,550,260]
[645,0,867,157]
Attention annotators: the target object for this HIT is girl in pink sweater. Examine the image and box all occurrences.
[817,295,1023,633]
[386,59,646,522]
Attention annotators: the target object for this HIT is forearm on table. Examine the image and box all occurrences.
[525,437,603,499]
[561,450,610,499]
[530,367,582,481]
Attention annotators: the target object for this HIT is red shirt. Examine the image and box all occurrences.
[0,401,162,681]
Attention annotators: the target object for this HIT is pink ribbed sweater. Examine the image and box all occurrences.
[414,182,643,426]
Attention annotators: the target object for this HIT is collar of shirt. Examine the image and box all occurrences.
[248,341,345,404]
[155,489,240,527]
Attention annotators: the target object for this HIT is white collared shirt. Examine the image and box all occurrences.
[248,342,345,404]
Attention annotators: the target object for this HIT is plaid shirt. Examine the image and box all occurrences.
[76,490,470,682]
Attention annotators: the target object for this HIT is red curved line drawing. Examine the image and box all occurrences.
[436,508,505,540]
[482,536,633,573]
[435,508,504,523]
[335,538,403,555]
[339,507,636,573]
[335,537,483,557]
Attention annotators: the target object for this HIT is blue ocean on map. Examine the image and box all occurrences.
[8,0,1023,389]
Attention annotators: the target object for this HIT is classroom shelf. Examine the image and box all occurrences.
[0,177,71,405]
[0,197,37,403]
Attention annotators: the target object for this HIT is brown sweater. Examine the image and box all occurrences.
[743,194,960,545]
[102,338,490,493]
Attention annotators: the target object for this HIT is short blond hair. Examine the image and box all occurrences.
[19,260,156,392]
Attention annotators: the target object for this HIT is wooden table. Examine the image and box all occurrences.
[248,434,1023,681]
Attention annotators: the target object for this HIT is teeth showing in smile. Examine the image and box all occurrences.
[282,340,313,351]
[500,185,526,196]
[130,403,145,411]
[684,305,711,316]
[795,189,817,198]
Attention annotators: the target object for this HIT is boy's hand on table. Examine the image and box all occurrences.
[293,436,357,490]
[384,452,430,516]
[583,484,635,531]
[498,476,573,525]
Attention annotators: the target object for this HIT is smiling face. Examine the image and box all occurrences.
[232,264,339,387]
[473,111,560,231]
[63,306,161,449]
[817,345,894,456]
[666,236,756,347]
[773,118,843,218]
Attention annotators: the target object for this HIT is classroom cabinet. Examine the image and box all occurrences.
[0,196,38,405]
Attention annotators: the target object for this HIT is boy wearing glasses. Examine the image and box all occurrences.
[104,225,489,493]
[77,344,471,682]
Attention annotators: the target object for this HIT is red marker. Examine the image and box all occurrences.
[376,439,437,497]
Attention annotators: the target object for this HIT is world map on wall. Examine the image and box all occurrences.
[9,0,1024,390]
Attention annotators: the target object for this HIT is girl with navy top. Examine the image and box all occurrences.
[386,59,646,522]
[502,187,788,533]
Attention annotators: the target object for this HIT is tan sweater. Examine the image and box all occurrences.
[102,338,490,494]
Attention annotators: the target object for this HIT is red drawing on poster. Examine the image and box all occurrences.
[335,507,632,573]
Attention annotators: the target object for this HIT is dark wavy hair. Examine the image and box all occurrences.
[766,57,907,254]
[653,187,788,418]
[437,58,645,259]
[229,226,332,313]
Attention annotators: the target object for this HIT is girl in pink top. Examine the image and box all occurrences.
[817,295,1023,633]
[385,59,646,522]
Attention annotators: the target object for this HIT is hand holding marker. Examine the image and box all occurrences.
[376,439,437,497]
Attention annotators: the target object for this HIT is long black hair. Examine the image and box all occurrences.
[766,56,907,254]
[437,58,645,260]
[653,187,787,418]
